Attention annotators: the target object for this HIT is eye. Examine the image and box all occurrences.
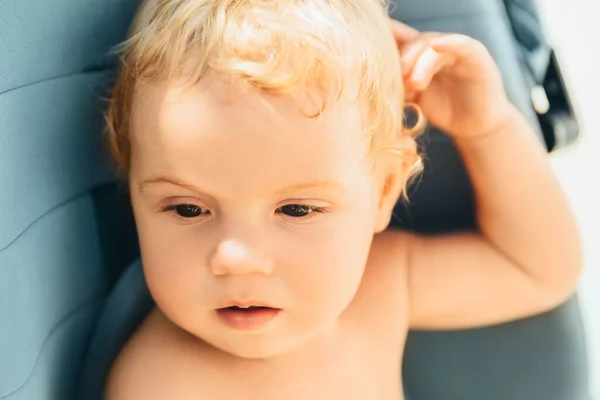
[163,204,209,219]
[276,204,325,218]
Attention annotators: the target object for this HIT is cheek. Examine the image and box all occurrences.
[280,204,375,310]
[133,205,212,315]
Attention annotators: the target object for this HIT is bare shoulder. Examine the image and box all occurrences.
[362,228,412,292]
[344,229,411,333]
[367,229,412,271]
[104,308,215,400]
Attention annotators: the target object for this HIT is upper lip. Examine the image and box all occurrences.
[217,300,278,309]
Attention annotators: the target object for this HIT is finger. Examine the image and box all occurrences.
[399,40,430,78]
[407,48,453,92]
[398,32,444,77]
[390,19,420,43]
[428,34,490,66]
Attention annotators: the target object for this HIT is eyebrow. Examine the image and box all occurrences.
[138,175,346,196]
[273,181,347,196]
[138,176,203,194]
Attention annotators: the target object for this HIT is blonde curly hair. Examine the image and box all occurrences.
[105,0,424,197]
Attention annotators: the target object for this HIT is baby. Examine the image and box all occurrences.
[104,1,582,399]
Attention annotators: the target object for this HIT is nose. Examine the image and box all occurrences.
[209,239,274,276]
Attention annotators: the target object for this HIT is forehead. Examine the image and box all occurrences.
[129,76,370,197]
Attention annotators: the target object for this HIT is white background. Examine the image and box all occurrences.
[537,0,600,396]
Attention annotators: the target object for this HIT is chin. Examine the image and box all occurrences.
[209,330,317,361]
[227,346,284,360]
[219,336,299,360]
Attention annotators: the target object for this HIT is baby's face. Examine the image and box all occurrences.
[128,75,387,359]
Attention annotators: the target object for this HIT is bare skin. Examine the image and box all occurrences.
[105,22,581,399]
[108,235,409,400]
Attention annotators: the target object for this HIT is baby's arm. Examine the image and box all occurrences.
[387,23,582,330]
[407,109,580,329]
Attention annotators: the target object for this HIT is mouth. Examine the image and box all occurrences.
[216,305,281,330]
[222,305,273,311]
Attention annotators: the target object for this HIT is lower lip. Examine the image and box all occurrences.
[216,307,281,331]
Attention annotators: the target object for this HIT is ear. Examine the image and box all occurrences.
[373,162,407,234]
